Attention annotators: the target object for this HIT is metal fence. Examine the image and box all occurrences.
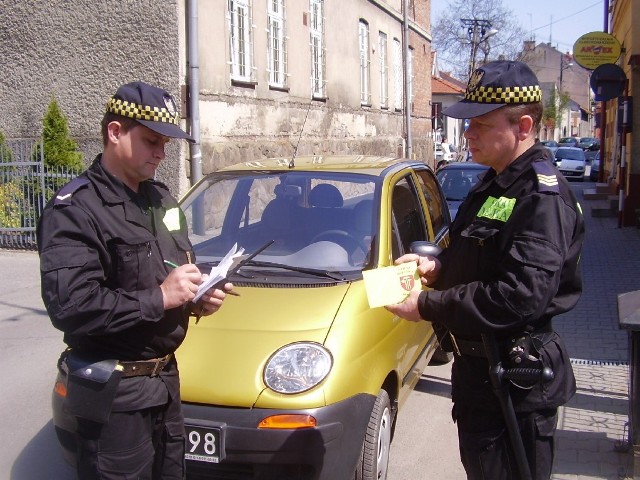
[0,140,82,250]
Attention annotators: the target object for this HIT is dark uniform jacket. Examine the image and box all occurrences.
[418,144,585,413]
[38,155,194,411]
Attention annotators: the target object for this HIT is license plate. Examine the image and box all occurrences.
[184,423,225,463]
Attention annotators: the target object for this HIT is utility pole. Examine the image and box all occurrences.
[460,19,497,80]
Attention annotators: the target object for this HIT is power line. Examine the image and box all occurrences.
[529,1,602,33]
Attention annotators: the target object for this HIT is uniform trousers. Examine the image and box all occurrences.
[75,394,185,480]
[454,404,558,480]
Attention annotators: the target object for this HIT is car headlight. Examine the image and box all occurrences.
[264,342,332,394]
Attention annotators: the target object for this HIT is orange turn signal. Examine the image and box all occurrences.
[54,381,67,398]
[258,414,317,429]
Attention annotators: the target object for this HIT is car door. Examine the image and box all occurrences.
[387,170,443,402]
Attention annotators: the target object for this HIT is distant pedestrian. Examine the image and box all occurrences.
[386,61,585,479]
[37,81,233,479]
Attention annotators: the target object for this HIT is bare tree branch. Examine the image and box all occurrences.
[433,0,527,81]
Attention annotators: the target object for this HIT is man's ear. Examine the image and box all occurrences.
[518,115,535,140]
[106,121,122,143]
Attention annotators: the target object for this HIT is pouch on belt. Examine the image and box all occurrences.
[63,351,123,424]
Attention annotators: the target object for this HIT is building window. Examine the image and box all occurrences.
[228,0,255,83]
[359,20,370,105]
[393,37,402,111]
[267,0,287,88]
[379,31,388,108]
[310,0,325,98]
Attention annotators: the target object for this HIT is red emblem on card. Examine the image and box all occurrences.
[399,275,414,291]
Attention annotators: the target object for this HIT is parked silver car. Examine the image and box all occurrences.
[554,147,587,181]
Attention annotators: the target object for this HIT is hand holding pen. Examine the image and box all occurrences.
[160,261,203,310]
[164,260,238,323]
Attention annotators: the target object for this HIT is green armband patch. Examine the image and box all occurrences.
[477,196,516,222]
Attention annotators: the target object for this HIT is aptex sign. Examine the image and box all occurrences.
[573,32,622,70]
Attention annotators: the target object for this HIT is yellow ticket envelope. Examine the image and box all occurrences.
[362,262,420,308]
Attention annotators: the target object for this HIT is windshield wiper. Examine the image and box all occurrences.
[238,260,347,281]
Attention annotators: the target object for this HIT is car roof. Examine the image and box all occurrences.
[437,161,488,170]
[556,146,583,151]
[218,155,422,175]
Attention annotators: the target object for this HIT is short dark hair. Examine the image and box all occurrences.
[503,102,543,131]
[100,113,139,146]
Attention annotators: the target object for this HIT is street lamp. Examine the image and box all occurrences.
[559,53,573,88]
[461,19,498,80]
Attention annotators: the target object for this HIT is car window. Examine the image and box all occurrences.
[414,169,448,239]
[556,148,585,160]
[181,171,377,271]
[390,176,428,259]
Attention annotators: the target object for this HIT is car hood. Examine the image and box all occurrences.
[176,284,350,407]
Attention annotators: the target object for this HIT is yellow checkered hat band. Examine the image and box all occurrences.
[106,98,180,125]
[465,85,542,104]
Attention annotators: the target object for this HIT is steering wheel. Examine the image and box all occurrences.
[311,230,370,264]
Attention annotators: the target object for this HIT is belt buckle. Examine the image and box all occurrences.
[449,333,462,356]
[150,354,170,376]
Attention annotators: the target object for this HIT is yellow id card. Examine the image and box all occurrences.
[362,262,421,308]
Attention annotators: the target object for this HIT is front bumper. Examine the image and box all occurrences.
[559,169,584,178]
[183,393,376,480]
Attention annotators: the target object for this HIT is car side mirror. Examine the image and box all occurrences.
[410,241,442,257]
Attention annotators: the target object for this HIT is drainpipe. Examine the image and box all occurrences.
[188,0,202,185]
[402,0,412,159]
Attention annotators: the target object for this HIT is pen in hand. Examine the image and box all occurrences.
[164,259,239,322]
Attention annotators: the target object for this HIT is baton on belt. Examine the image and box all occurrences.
[481,333,554,480]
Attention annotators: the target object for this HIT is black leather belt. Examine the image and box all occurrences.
[118,354,172,378]
[449,321,554,358]
[449,335,487,358]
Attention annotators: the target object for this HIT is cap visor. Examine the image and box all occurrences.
[442,100,505,119]
[137,119,195,143]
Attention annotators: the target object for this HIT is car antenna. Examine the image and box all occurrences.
[289,101,312,169]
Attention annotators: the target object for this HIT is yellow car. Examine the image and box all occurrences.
[177,155,450,480]
[50,155,451,479]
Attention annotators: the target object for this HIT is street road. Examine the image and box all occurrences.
[0,250,76,479]
[0,249,463,479]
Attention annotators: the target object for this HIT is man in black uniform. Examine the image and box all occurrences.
[386,61,584,479]
[38,82,232,479]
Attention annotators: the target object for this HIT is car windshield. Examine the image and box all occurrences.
[555,149,585,160]
[180,171,379,274]
[436,166,487,201]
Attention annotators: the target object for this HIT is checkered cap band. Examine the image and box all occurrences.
[106,98,180,125]
[465,85,542,104]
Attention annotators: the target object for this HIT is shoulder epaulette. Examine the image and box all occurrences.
[54,177,90,206]
[532,161,560,193]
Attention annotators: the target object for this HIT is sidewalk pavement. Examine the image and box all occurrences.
[551,184,640,479]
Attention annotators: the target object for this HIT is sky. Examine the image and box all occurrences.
[432,0,606,54]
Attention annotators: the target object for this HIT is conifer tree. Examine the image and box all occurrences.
[35,97,84,169]
[0,130,13,163]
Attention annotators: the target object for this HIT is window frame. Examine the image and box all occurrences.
[267,0,287,88]
[359,19,371,106]
[309,0,326,99]
[228,0,256,83]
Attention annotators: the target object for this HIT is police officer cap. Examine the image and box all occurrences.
[106,82,194,143]
[443,60,542,119]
